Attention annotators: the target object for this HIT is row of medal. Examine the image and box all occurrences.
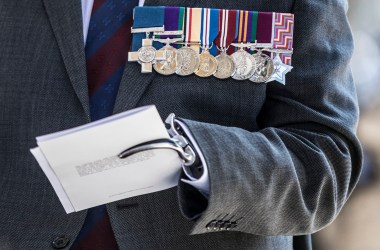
[130,38,293,83]
[128,7,294,84]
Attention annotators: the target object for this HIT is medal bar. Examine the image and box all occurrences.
[129,6,295,84]
[131,26,165,34]
[154,30,184,36]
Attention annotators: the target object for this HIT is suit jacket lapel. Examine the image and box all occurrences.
[42,0,90,121]
[112,62,157,114]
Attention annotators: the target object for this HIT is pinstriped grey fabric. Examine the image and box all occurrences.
[171,0,362,237]
[0,0,361,249]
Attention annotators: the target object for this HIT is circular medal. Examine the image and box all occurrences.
[249,53,274,83]
[195,51,218,77]
[153,46,177,75]
[175,47,200,76]
[213,52,236,79]
[137,46,156,63]
[231,50,256,80]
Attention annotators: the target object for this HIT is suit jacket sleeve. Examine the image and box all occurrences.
[177,0,363,236]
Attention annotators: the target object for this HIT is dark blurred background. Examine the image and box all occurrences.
[313,1,380,249]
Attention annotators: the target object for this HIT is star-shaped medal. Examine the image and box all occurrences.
[266,55,293,85]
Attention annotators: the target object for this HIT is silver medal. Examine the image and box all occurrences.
[137,46,156,63]
[153,45,177,75]
[249,52,274,83]
[265,54,293,85]
[153,37,184,75]
[175,47,200,76]
[231,50,256,80]
[128,37,165,73]
[213,52,235,79]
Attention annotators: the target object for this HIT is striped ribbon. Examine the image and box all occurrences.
[200,8,219,49]
[215,9,237,55]
[237,10,249,43]
[156,6,185,39]
[155,6,185,49]
[184,7,202,51]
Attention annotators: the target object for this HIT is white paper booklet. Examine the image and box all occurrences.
[30,105,182,214]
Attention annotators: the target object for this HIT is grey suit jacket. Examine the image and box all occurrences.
[0,0,362,249]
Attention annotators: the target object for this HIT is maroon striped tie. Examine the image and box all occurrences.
[70,0,138,249]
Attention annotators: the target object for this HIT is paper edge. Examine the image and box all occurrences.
[30,147,75,213]
[37,105,155,142]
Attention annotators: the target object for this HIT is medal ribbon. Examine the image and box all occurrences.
[237,10,249,43]
[247,11,258,43]
[200,8,219,49]
[131,6,165,51]
[215,9,238,50]
[185,7,202,43]
[255,12,274,56]
[184,7,202,51]
[272,12,294,65]
[155,6,185,49]
[225,9,241,54]
[156,7,185,39]
[165,7,185,34]
[245,11,258,54]
[256,12,274,43]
